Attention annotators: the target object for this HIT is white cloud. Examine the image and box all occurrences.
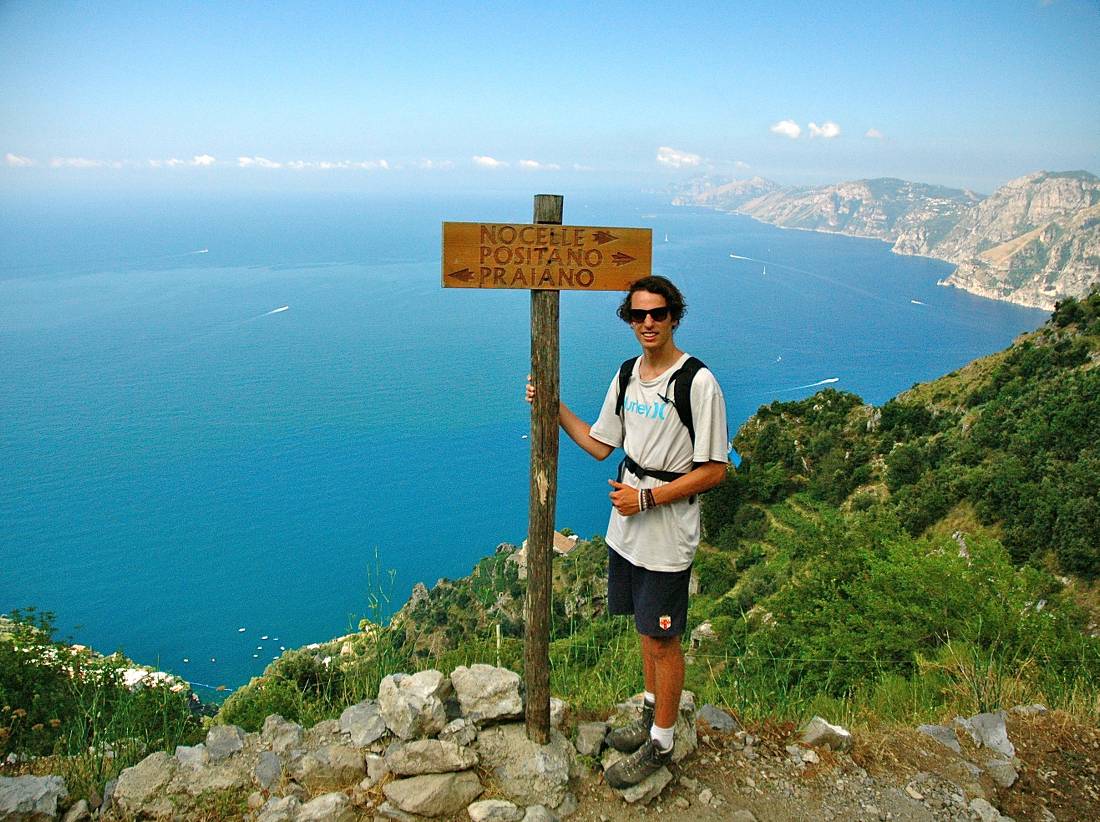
[572,163,594,172]
[656,146,702,168]
[283,159,390,171]
[192,154,216,166]
[865,128,885,140]
[519,159,561,171]
[50,157,108,168]
[148,158,186,168]
[238,156,283,169]
[808,121,841,139]
[473,155,506,168]
[770,120,802,139]
[416,159,455,170]
[735,160,751,170]
[5,153,35,167]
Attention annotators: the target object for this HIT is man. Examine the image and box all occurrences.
[527,275,728,788]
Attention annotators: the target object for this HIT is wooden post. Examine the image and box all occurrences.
[524,193,562,743]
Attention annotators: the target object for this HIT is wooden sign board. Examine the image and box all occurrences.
[442,222,652,291]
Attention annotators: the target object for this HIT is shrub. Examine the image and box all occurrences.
[0,608,200,803]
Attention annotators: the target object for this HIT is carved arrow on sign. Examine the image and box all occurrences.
[611,252,635,266]
[447,268,476,282]
[591,230,619,244]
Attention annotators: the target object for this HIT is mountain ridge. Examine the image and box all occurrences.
[676,170,1100,310]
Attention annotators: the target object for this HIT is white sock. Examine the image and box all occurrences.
[643,691,656,707]
[650,723,674,752]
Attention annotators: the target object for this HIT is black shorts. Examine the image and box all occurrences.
[607,547,692,638]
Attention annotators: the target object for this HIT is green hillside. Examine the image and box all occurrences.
[705,286,1100,578]
[213,290,1099,734]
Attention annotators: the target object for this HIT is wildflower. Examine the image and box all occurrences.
[49,718,61,729]
[31,723,44,732]
[12,708,27,719]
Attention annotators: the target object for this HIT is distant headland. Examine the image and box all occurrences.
[674,170,1100,311]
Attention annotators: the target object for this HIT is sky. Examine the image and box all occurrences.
[1,0,1098,196]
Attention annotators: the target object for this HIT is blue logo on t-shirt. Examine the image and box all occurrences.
[623,397,668,421]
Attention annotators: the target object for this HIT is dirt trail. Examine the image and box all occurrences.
[560,712,1099,822]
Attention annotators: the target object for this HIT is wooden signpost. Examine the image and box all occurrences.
[442,219,651,292]
[442,196,652,744]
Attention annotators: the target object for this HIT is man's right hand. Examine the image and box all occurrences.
[525,374,535,404]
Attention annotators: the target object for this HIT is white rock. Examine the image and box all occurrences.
[261,714,304,753]
[468,798,525,821]
[476,723,574,809]
[986,758,1018,788]
[256,795,300,822]
[340,699,388,746]
[550,697,567,728]
[289,743,366,792]
[969,797,1009,822]
[966,711,1016,757]
[253,750,282,790]
[523,805,559,822]
[112,752,178,817]
[378,670,452,739]
[575,722,608,756]
[174,743,210,769]
[440,717,479,746]
[0,775,69,821]
[385,739,479,776]
[205,724,246,761]
[451,664,523,723]
[298,791,357,822]
[917,724,961,754]
[383,771,484,816]
[798,716,852,752]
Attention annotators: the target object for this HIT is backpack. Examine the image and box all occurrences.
[613,355,707,446]
[612,355,709,498]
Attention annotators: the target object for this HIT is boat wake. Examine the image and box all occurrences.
[780,377,840,392]
[261,305,289,317]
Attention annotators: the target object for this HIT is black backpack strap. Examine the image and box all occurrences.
[665,356,706,447]
[614,356,639,419]
[618,455,698,505]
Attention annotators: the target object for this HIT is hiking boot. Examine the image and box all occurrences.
[606,702,655,753]
[604,739,673,789]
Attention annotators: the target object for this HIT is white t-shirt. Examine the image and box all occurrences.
[589,352,729,572]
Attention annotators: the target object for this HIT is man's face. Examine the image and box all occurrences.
[629,290,675,353]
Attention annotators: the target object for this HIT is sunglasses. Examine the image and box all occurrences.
[628,306,671,323]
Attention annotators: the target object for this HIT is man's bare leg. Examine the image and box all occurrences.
[642,635,656,696]
[641,634,685,733]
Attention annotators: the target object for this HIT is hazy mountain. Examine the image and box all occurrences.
[679,171,1100,309]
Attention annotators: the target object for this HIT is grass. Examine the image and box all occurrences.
[1,609,202,805]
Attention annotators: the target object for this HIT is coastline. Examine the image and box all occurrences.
[687,204,1058,311]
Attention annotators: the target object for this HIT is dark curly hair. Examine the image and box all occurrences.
[616,275,687,325]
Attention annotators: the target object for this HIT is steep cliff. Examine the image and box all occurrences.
[680,171,1100,309]
[934,172,1100,309]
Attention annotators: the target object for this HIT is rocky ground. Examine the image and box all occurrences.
[567,709,1100,822]
[2,664,1097,822]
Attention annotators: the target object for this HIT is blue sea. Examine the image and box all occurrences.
[0,190,1046,696]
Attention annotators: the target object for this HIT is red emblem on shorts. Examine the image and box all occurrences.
[659,615,672,631]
